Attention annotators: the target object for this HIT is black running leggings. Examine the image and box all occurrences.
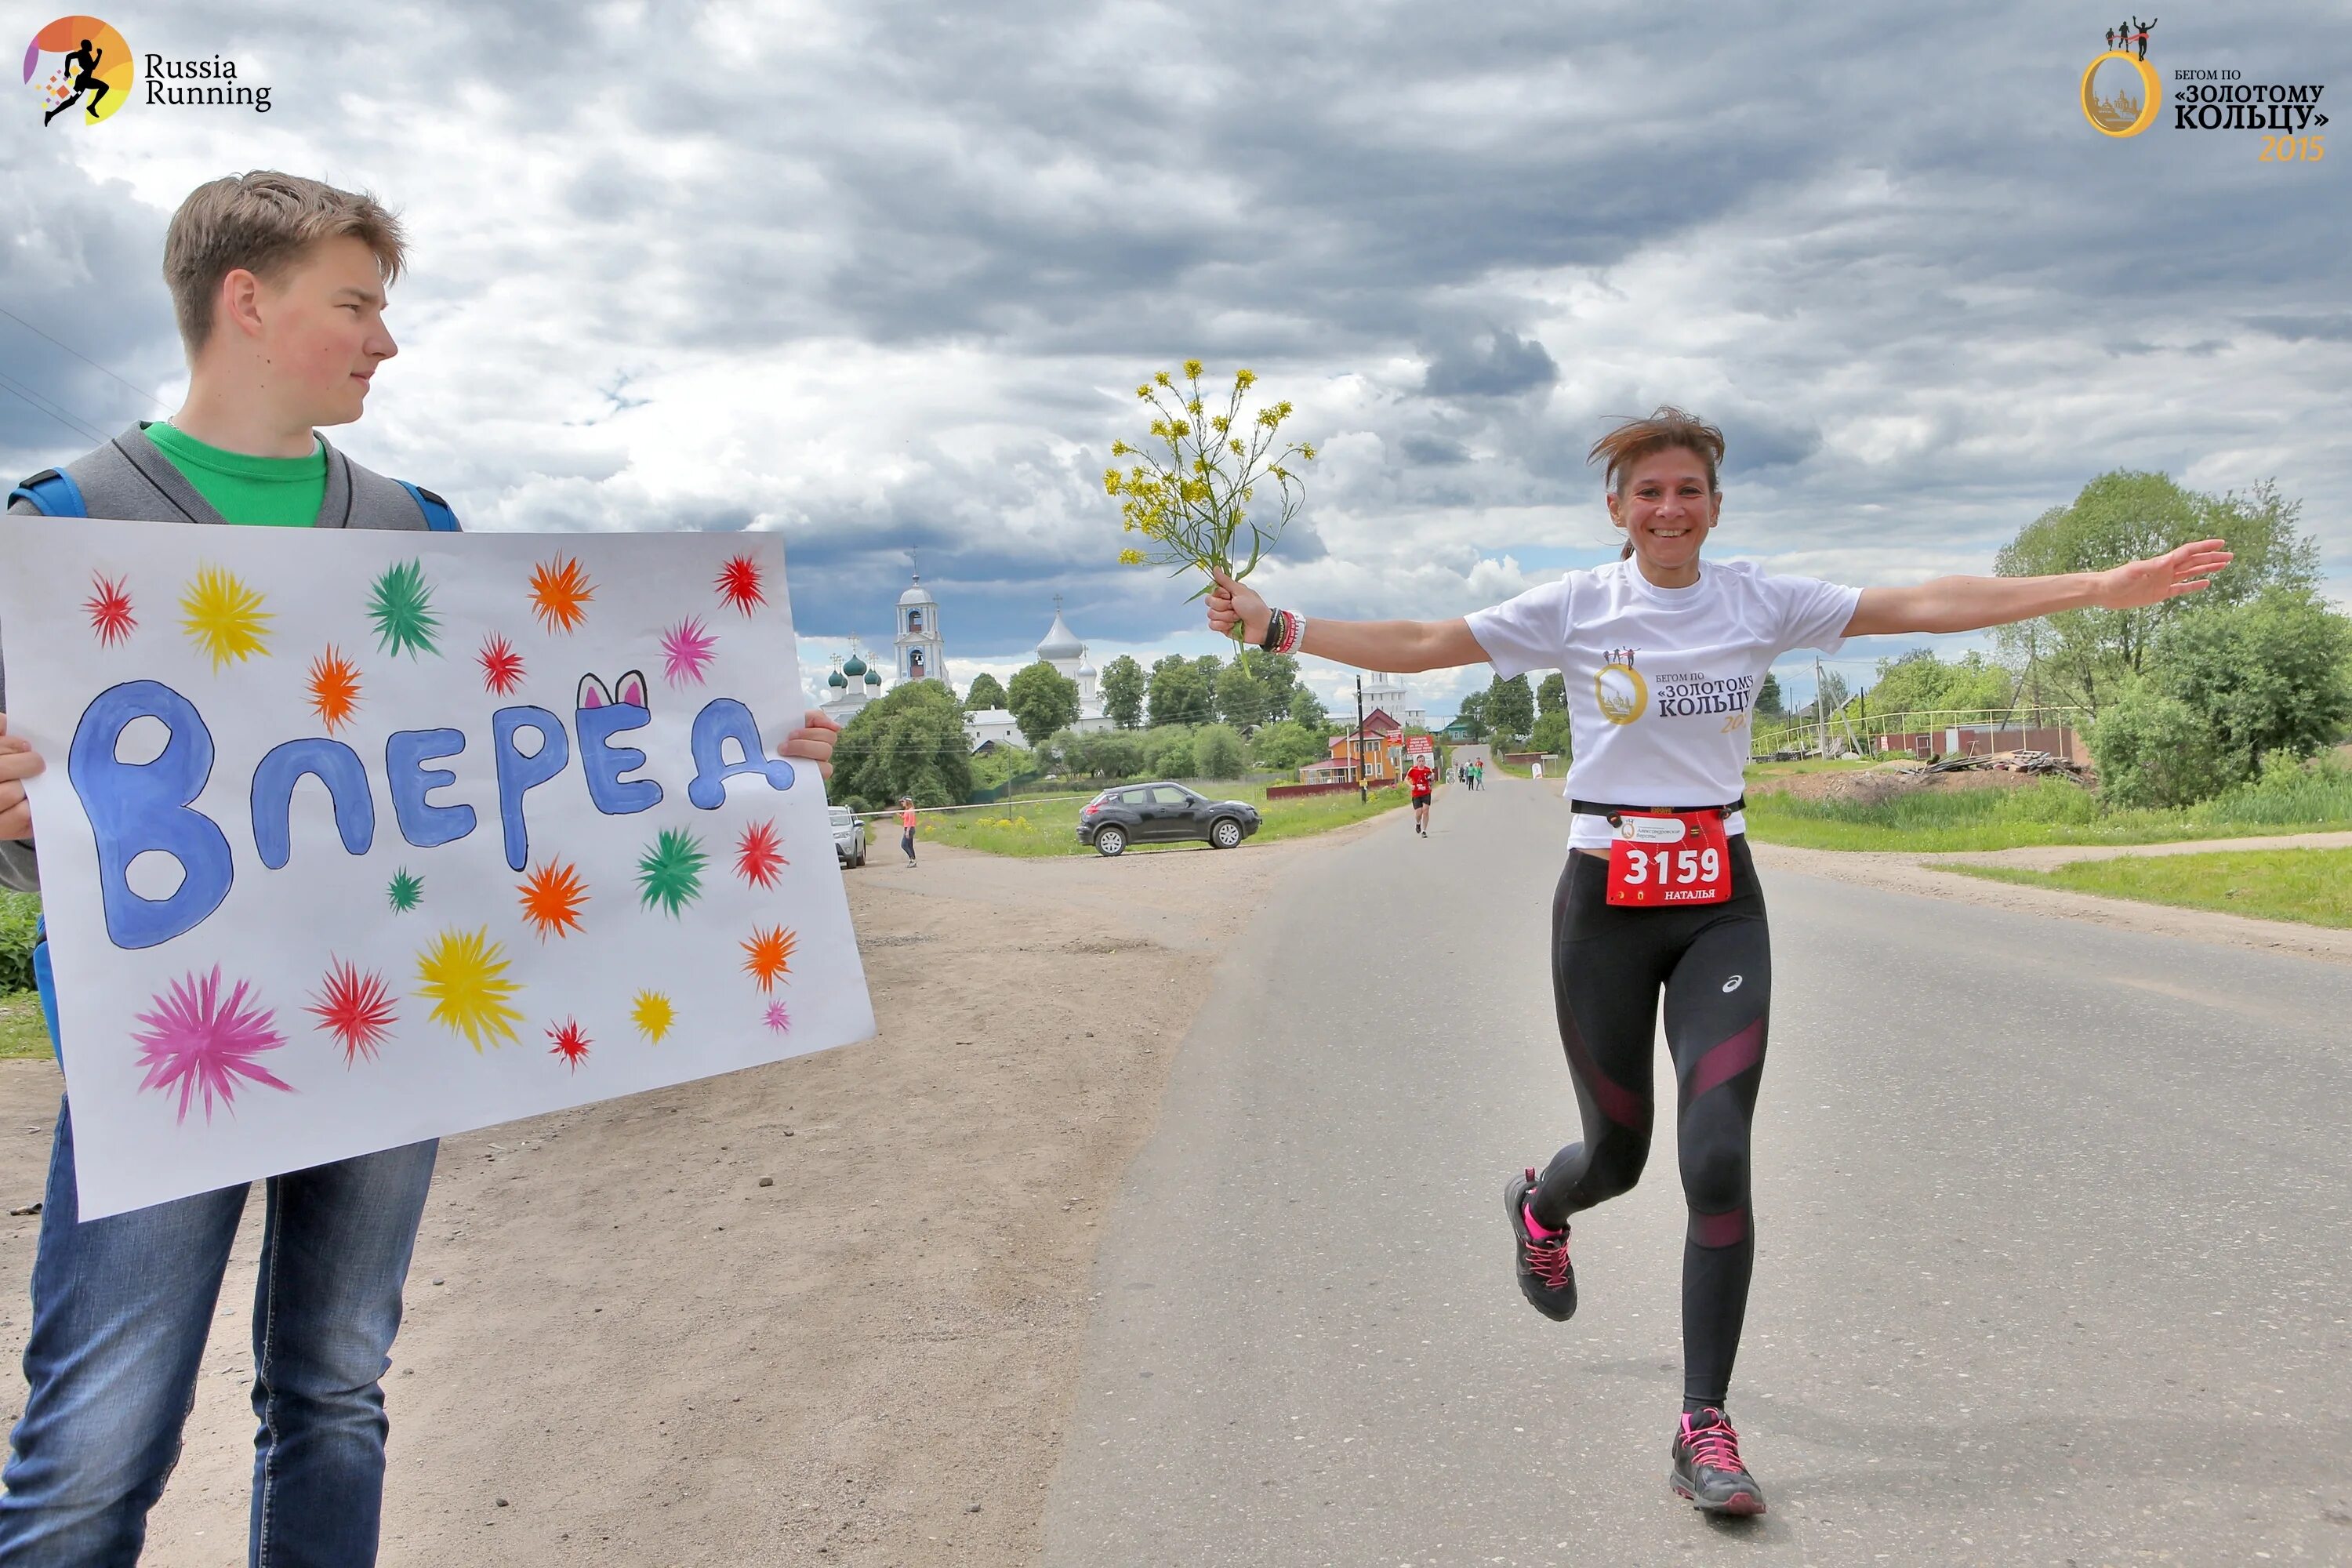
[1526,835,1771,1408]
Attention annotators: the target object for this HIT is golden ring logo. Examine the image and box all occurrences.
[24,15,132,127]
[2083,49,2163,136]
[1595,662,1649,726]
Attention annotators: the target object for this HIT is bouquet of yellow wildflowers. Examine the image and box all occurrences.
[1106,361,1316,659]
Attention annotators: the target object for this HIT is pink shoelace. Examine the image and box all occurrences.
[1683,1413,1745,1473]
[1520,1214,1572,1290]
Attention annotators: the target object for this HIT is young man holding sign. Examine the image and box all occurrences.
[1208,407,2227,1516]
[0,171,840,1564]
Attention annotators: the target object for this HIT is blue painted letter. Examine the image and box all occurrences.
[67,681,234,949]
[386,728,476,848]
[250,738,375,869]
[492,706,571,870]
[686,699,796,810]
[577,700,662,815]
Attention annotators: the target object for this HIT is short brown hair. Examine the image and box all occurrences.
[163,172,407,353]
[1586,406,1726,495]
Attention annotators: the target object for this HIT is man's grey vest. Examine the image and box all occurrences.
[0,423,459,893]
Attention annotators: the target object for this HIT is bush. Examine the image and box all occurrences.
[1145,726,1196,780]
[2089,683,2235,809]
[0,891,38,996]
[1529,710,1573,761]
[1250,720,1323,771]
[1193,724,1246,779]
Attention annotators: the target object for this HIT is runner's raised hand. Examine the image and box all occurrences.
[1207,568,1272,645]
[2096,538,2232,609]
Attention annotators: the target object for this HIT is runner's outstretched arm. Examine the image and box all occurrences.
[1842,538,2230,637]
[1207,569,1488,673]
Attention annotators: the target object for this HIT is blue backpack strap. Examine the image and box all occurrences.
[395,480,460,533]
[7,469,87,517]
[31,920,60,1063]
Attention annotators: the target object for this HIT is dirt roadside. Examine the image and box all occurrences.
[0,815,1395,1566]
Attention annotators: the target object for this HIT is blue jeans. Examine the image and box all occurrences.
[0,1096,436,1567]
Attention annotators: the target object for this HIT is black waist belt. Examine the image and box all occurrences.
[1571,797,1745,822]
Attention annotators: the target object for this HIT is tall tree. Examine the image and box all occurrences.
[1994,471,2321,714]
[1454,690,1490,742]
[1754,671,1784,717]
[832,680,975,812]
[1287,682,1327,730]
[1245,652,1300,720]
[1486,673,1535,741]
[962,671,1007,711]
[1214,661,1269,728]
[1536,672,1566,715]
[1148,655,1214,727]
[1099,654,1145,729]
[1006,659,1081,747]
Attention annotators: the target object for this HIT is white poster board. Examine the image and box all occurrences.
[0,518,874,1218]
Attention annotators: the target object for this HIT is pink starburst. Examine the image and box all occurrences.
[477,632,527,695]
[85,573,136,646]
[659,615,719,686]
[715,553,767,616]
[133,967,294,1122]
[306,958,397,1064]
[762,1000,792,1033]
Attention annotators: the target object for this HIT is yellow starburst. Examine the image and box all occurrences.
[179,565,273,670]
[630,989,676,1044]
[413,927,523,1051]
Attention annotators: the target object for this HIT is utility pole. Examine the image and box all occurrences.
[1356,674,1367,803]
[1814,657,1831,758]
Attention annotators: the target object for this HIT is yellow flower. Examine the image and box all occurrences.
[1102,467,1121,495]
[1135,384,1152,399]
[1236,368,1257,387]
[1183,358,1204,379]
[1118,547,1147,566]
[1301,444,1318,460]
[1155,370,1172,387]
[1110,439,1129,456]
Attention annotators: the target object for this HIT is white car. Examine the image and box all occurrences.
[829,805,866,869]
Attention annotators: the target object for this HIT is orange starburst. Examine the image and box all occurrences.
[477,632,526,695]
[734,819,787,888]
[527,555,595,634]
[517,859,588,940]
[307,646,363,732]
[741,925,796,993]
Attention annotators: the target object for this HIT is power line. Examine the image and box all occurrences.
[0,305,169,413]
[0,372,111,448]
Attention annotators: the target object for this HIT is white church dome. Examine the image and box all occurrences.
[1037,609,1084,662]
[898,576,938,607]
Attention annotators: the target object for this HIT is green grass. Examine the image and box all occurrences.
[0,993,53,1062]
[1944,848,2352,929]
[914,782,1408,858]
[1742,763,2352,853]
[1745,757,1884,780]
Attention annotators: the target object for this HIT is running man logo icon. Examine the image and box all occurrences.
[24,16,134,127]
[2082,20,2162,138]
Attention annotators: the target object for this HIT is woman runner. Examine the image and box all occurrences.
[1207,407,2229,1515]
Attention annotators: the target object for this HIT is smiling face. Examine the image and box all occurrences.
[236,234,399,429]
[1606,447,1722,581]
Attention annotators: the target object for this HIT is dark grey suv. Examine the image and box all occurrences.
[1076,782,1261,856]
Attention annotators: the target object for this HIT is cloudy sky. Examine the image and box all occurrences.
[5,0,2345,717]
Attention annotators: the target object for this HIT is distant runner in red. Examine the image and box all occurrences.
[1406,757,1436,837]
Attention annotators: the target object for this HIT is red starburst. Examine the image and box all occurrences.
[307,646,363,732]
[735,819,787,888]
[547,1018,592,1071]
[477,632,527,695]
[715,553,767,616]
[133,967,294,1122]
[306,958,397,1064]
[85,573,136,646]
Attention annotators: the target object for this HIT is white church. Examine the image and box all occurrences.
[964,597,1116,748]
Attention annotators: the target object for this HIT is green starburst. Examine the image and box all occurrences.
[368,560,441,659]
[635,829,708,918]
[387,868,424,913]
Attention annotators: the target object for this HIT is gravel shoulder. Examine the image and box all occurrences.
[0,816,1392,1566]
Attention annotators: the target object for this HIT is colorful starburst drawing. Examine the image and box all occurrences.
[307,646,364,732]
[179,564,273,670]
[527,554,595,633]
[734,819,787,888]
[306,958,398,1064]
[413,927,524,1051]
[368,559,441,659]
[715,553,767,616]
[85,573,136,646]
[477,632,527,695]
[741,925,797,993]
[132,966,293,1123]
[762,999,792,1033]
[387,868,425,913]
[547,1018,592,1071]
[630,989,676,1044]
[636,829,708,917]
[659,616,719,687]
[517,858,589,940]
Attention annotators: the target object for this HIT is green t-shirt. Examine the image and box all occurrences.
[142,420,325,528]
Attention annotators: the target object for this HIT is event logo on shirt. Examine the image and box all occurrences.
[2081,21,2326,163]
[24,16,132,126]
[1595,649,1648,726]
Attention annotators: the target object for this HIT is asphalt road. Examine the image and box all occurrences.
[1040,771,2352,1566]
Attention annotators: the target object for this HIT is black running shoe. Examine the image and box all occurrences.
[1504,1167,1576,1320]
[1669,1407,1766,1515]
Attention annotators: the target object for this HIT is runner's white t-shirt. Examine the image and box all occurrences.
[1464,558,1860,850]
